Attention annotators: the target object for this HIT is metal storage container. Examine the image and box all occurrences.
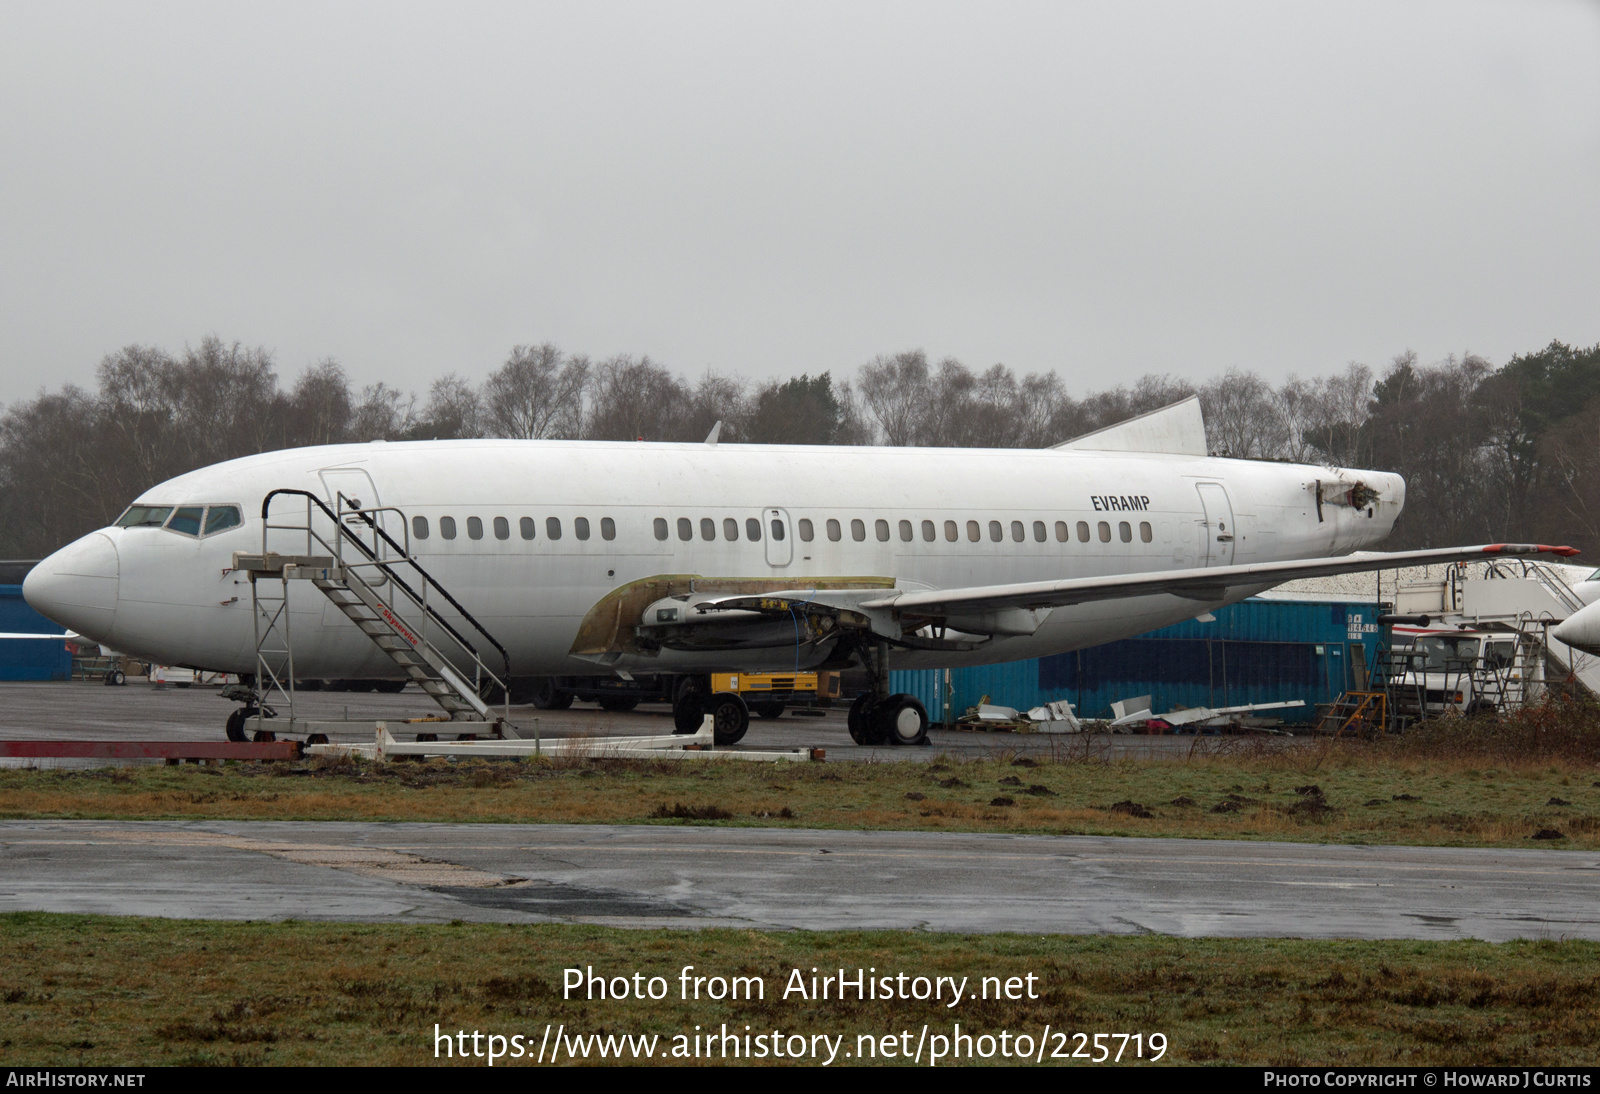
[890,596,1384,725]
[0,584,72,681]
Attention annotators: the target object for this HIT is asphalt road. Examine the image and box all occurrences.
[3,820,1595,940]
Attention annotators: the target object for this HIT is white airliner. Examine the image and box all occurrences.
[22,397,1575,745]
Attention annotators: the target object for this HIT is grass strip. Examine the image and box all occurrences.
[0,914,1595,1067]
[2,742,1598,849]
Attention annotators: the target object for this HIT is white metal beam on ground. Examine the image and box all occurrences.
[301,717,823,763]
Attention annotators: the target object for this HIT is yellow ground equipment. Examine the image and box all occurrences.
[710,671,841,702]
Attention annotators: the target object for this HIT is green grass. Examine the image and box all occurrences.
[2,736,1597,849]
[1,915,1595,1066]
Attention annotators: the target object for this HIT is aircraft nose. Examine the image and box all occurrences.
[23,532,120,641]
[1553,600,1600,658]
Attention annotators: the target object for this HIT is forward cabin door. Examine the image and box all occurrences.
[318,467,396,554]
[1195,482,1236,567]
[764,507,793,567]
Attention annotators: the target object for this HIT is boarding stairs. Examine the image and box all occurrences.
[235,489,513,738]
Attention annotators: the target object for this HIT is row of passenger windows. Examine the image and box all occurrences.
[413,515,617,542]
[655,516,1154,545]
[115,504,244,538]
[412,513,1156,546]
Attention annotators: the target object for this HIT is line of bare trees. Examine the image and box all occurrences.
[3,335,1598,560]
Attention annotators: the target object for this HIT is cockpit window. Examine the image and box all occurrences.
[117,503,242,536]
[116,505,173,528]
[204,505,242,534]
[165,506,204,536]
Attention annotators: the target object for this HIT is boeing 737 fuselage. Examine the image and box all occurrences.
[22,398,1573,744]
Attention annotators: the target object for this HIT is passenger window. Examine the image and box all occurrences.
[1011,520,1024,542]
[746,517,762,541]
[1098,521,1111,543]
[413,515,430,540]
[700,518,715,541]
[166,507,204,536]
[575,517,591,541]
[724,517,740,541]
[944,520,958,542]
[116,505,172,528]
[441,516,457,540]
[521,517,536,540]
[988,520,1002,542]
[1119,521,1132,543]
[851,518,866,542]
[1034,521,1047,543]
[204,506,242,535]
[798,518,814,542]
[677,517,692,541]
[966,520,980,543]
[547,517,562,540]
[1140,521,1152,543]
[467,516,484,540]
[899,519,913,542]
[875,519,889,542]
[653,517,668,541]
[771,519,786,541]
[601,517,616,541]
[827,519,841,542]
[1077,521,1090,543]
[922,519,936,542]
[493,516,509,540]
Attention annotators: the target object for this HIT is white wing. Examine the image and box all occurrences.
[861,543,1577,616]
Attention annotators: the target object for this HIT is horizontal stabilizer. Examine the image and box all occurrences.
[1054,395,1207,456]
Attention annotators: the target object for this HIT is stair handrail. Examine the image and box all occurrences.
[260,488,513,687]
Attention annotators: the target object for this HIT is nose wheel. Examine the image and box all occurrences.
[224,704,277,743]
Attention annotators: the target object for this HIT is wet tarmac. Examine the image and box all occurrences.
[2,819,1596,940]
[0,680,1246,764]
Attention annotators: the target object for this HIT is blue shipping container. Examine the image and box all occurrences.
[0,584,72,681]
[890,596,1384,725]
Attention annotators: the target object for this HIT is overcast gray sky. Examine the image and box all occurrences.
[2,1,1597,406]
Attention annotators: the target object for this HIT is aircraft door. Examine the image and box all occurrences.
[1195,483,1236,567]
[318,467,395,560]
[763,507,793,567]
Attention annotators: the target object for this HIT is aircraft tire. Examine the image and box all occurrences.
[847,693,887,745]
[879,694,929,746]
[598,697,639,712]
[708,692,750,746]
[672,676,708,733]
[531,678,574,710]
[225,707,254,743]
[752,702,786,720]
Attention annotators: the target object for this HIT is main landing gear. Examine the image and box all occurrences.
[845,639,929,747]
[671,675,749,746]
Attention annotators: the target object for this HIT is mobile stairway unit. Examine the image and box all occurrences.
[229,488,515,741]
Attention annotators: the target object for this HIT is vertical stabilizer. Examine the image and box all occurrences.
[1052,395,1207,456]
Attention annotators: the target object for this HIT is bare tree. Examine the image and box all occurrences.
[584,354,692,441]
[287,359,353,447]
[1200,368,1287,458]
[858,350,930,446]
[348,382,417,441]
[413,373,483,440]
[481,344,588,439]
